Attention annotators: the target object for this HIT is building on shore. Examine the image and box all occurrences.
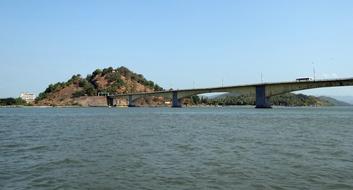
[20,92,36,103]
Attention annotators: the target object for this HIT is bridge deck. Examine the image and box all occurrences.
[109,77,353,98]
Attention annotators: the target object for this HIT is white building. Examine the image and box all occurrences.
[20,92,36,103]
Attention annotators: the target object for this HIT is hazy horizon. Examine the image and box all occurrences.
[1,0,353,98]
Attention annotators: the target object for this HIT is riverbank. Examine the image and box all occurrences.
[2,104,351,109]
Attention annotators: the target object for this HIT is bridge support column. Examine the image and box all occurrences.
[255,85,272,108]
[128,95,136,107]
[172,91,182,108]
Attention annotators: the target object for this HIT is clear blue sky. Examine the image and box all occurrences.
[1,0,353,98]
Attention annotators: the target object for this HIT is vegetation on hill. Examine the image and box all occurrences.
[187,93,343,107]
[35,66,164,106]
[270,93,332,106]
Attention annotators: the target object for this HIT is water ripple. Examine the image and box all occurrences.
[1,107,353,190]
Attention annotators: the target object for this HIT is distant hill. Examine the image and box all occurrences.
[35,67,164,106]
[204,93,346,107]
[318,96,351,106]
[330,96,353,105]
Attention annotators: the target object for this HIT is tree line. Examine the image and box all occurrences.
[186,93,331,106]
[0,98,28,106]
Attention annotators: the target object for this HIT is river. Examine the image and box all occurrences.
[1,107,353,189]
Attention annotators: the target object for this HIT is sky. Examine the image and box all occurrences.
[1,0,353,98]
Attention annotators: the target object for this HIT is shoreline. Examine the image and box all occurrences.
[1,104,351,108]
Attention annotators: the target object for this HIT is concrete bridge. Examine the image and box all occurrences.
[107,77,353,108]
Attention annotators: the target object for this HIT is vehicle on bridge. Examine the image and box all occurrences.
[296,77,313,82]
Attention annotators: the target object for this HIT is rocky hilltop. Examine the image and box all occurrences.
[35,67,164,106]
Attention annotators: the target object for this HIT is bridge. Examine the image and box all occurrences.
[107,77,353,108]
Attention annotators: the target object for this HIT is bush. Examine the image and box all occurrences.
[36,92,47,101]
[78,79,90,88]
[68,74,81,84]
[102,67,114,75]
[154,84,163,91]
[118,67,130,77]
[83,85,97,96]
[72,90,86,98]
[104,83,118,94]
[105,72,121,83]
[86,74,93,81]
[92,69,102,76]
[191,96,201,104]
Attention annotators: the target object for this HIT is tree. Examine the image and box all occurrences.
[102,67,114,75]
[105,72,121,83]
[92,69,102,76]
[191,96,201,104]
[154,84,163,91]
[72,90,86,98]
[86,74,93,81]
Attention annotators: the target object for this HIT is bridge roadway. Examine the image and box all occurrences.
[107,77,353,108]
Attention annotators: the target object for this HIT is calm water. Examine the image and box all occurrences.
[1,107,353,190]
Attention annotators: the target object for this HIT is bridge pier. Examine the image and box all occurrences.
[172,91,182,108]
[128,95,136,107]
[255,85,272,108]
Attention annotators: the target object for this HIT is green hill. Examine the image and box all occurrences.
[195,93,348,107]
